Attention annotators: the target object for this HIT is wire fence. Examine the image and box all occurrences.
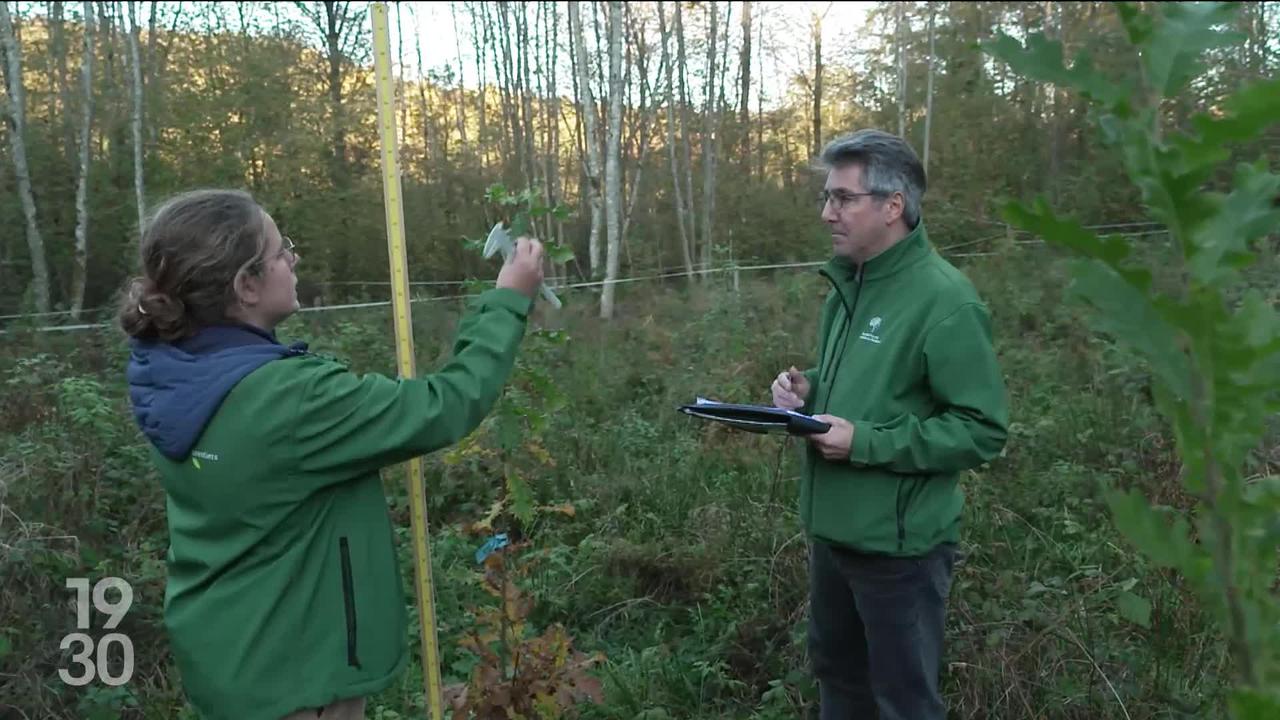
[0,220,1170,336]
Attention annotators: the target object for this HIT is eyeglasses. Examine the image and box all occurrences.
[249,236,297,275]
[818,189,880,211]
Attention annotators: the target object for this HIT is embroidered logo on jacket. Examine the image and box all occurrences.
[859,316,883,344]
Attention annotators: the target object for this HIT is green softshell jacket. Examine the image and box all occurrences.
[142,289,531,719]
[800,224,1009,556]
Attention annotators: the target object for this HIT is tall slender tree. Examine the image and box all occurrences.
[601,0,624,318]
[0,2,51,314]
[569,1,604,279]
[70,1,97,319]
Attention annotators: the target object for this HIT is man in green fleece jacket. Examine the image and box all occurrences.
[771,130,1009,720]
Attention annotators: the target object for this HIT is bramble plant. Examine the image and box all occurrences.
[985,2,1280,716]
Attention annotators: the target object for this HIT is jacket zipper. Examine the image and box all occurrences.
[818,264,865,414]
[339,537,362,669]
[810,264,866,527]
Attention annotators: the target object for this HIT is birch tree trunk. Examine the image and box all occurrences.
[699,1,719,277]
[923,2,935,174]
[70,1,97,320]
[674,0,698,268]
[658,1,694,279]
[496,2,521,181]
[0,3,52,314]
[413,6,431,175]
[127,0,146,234]
[542,2,564,285]
[811,8,823,159]
[50,2,78,168]
[600,0,623,319]
[897,3,907,138]
[738,0,751,167]
[470,2,490,169]
[618,0,654,256]
[449,2,468,149]
[569,1,603,279]
[517,3,535,187]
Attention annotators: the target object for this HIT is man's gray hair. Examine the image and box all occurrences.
[819,130,927,229]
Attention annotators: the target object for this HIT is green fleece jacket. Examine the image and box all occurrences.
[800,224,1009,556]
[130,288,532,720]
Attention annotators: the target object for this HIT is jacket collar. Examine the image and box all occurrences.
[820,222,932,287]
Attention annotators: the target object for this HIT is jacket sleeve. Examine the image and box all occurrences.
[292,288,532,480]
[848,303,1009,474]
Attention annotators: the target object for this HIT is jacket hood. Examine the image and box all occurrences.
[126,323,307,461]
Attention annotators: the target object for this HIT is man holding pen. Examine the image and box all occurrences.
[771,129,1009,720]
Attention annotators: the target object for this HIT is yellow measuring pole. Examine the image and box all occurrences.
[369,4,445,719]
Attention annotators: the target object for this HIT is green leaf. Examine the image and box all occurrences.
[547,242,576,265]
[1186,163,1280,285]
[495,412,523,452]
[1140,2,1243,98]
[983,33,1128,108]
[1114,2,1153,46]
[509,212,532,239]
[1116,590,1152,629]
[1001,198,1136,270]
[1187,76,1280,146]
[1105,486,1201,573]
[485,184,508,203]
[1068,260,1191,401]
[505,471,535,526]
[0,635,10,661]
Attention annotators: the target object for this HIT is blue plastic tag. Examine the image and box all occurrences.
[475,533,510,564]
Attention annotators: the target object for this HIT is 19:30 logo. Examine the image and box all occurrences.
[59,577,134,686]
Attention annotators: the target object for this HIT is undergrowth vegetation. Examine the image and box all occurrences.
[5,237,1270,719]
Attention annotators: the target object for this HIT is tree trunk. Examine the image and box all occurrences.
[897,3,907,138]
[756,3,765,179]
[1051,1,1067,202]
[517,3,535,187]
[543,2,564,284]
[496,2,520,182]
[699,1,719,278]
[569,2,603,279]
[450,2,469,149]
[0,2,51,314]
[470,1,490,169]
[658,2,693,279]
[127,0,146,234]
[738,0,752,167]
[811,9,823,159]
[413,6,431,177]
[50,2,78,168]
[324,2,347,188]
[601,0,623,319]
[923,2,935,175]
[618,0,655,267]
[145,2,182,149]
[71,1,96,319]
[674,0,697,267]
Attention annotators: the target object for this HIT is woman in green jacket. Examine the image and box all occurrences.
[119,189,544,720]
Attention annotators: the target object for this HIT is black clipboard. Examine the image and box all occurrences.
[679,398,832,436]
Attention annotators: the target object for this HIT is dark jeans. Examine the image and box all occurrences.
[808,540,957,720]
